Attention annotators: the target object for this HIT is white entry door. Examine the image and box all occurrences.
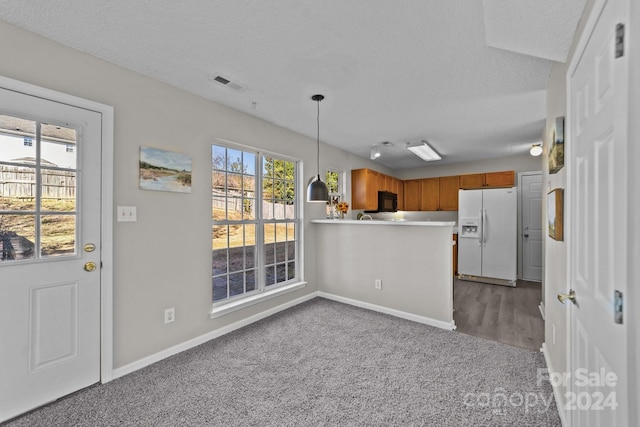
[567,0,628,424]
[521,173,542,282]
[0,87,102,422]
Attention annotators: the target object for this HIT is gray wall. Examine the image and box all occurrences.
[0,20,382,369]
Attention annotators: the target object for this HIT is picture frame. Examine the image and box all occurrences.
[139,146,192,193]
[549,116,564,174]
[547,188,564,241]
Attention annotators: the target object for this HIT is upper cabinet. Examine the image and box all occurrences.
[403,175,458,211]
[458,173,485,189]
[484,170,515,187]
[403,179,421,211]
[351,168,403,210]
[420,178,440,211]
[459,170,515,189]
[438,175,460,211]
[354,168,514,212]
[351,168,378,210]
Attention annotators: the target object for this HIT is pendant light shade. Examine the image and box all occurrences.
[307,175,329,201]
[307,94,329,202]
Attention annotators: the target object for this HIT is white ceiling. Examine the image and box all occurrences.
[0,0,586,170]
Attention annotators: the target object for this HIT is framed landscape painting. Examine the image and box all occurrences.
[139,146,192,193]
[549,117,564,174]
[547,188,564,241]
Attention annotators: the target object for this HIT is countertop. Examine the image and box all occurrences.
[311,219,455,227]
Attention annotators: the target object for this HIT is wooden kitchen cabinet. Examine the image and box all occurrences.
[404,176,458,211]
[351,168,378,210]
[403,179,421,211]
[459,173,486,189]
[420,178,439,211]
[351,168,402,210]
[485,170,515,187]
[396,179,404,210]
[459,170,515,189]
[438,175,460,211]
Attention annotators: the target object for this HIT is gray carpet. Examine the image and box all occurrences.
[5,298,561,426]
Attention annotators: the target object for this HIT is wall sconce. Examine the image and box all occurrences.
[530,144,543,156]
[370,145,381,160]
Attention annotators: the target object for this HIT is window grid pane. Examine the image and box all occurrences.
[213,144,298,303]
[0,115,78,264]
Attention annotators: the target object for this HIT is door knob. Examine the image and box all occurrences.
[84,261,97,272]
[557,289,577,305]
[524,234,529,238]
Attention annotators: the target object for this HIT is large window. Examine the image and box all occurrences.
[212,143,299,304]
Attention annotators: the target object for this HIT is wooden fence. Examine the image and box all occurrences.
[0,165,76,199]
[212,190,295,219]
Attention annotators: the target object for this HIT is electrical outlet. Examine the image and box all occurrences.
[374,279,382,290]
[164,307,175,324]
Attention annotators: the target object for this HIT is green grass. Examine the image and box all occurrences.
[1,197,76,255]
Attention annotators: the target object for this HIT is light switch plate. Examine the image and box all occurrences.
[117,206,137,222]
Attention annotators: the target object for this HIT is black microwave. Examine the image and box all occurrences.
[366,191,398,213]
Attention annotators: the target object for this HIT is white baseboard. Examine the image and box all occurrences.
[541,342,568,427]
[317,292,456,331]
[111,292,318,380]
[111,291,456,381]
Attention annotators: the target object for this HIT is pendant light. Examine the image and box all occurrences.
[307,94,329,202]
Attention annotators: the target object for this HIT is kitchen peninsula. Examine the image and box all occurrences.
[312,219,456,330]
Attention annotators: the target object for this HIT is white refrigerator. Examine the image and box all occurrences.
[458,187,517,286]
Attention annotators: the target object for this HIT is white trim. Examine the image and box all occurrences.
[566,0,607,78]
[0,75,115,383]
[517,171,543,282]
[539,302,545,320]
[317,292,457,331]
[116,290,457,379]
[542,342,568,427]
[210,281,307,318]
[114,291,317,379]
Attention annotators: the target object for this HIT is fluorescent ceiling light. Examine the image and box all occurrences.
[407,141,441,161]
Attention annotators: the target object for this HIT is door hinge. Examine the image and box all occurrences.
[615,23,624,58]
[614,290,623,324]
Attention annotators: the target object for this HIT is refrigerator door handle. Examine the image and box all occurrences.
[478,209,483,246]
[482,209,487,244]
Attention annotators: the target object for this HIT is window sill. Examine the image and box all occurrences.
[209,281,307,319]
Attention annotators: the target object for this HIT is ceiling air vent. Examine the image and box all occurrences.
[211,74,246,92]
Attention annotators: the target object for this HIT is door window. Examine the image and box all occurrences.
[0,114,78,262]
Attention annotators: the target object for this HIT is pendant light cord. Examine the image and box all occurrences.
[316,98,320,178]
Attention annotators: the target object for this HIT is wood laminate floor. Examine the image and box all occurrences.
[453,278,544,351]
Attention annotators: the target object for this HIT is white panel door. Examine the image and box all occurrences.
[568,0,628,424]
[481,187,517,281]
[0,88,102,422]
[521,173,543,282]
